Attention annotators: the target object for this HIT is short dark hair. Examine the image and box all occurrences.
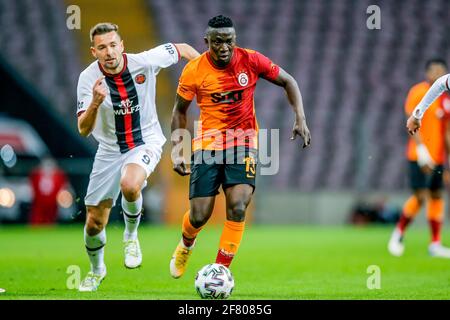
[207,15,234,28]
[90,22,120,43]
[425,58,447,70]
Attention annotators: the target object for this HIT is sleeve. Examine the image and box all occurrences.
[251,51,280,81]
[76,72,92,116]
[413,74,450,119]
[176,63,196,101]
[137,43,180,74]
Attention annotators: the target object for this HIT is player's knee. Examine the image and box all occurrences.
[190,210,210,228]
[120,179,141,201]
[414,191,427,205]
[228,202,247,222]
[85,215,105,235]
[430,190,442,200]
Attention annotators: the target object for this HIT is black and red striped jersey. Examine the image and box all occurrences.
[76,43,180,156]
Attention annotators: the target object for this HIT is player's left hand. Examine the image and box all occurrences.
[406,115,421,135]
[291,118,311,148]
[172,151,191,176]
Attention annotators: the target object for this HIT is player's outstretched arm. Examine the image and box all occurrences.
[407,74,450,135]
[265,68,311,148]
[171,94,192,176]
[174,43,200,61]
[78,76,106,137]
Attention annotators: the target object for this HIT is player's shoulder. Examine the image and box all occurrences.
[239,47,263,59]
[79,60,101,83]
[237,47,268,66]
[182,52,207,74]
[410,81,430,92]
[241,47,258,55]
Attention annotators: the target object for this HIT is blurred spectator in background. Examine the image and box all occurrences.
[29,156,68,224]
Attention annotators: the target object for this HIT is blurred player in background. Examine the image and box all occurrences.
[29,156,68,224]
[76,22,199,291]
[389,59,450,258]
[169,15,311,278]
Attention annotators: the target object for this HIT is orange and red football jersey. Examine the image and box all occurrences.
[405,81,447,164]
[177,47,280,152]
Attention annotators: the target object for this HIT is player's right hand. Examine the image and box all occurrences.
[92,76,107,107]
[406,115,421,136]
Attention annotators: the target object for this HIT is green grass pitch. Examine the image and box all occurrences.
[0,224,449,299]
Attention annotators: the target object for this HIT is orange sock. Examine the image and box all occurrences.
[181,211,202,247]
[403,195,421,218]
[216,220,245,268]
[427,198,444,243]
[397,195,422,233]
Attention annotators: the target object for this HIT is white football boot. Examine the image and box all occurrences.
[428,242,450,258]
[124,238,142,269]
[78,267,107,292]
[388,228,405,257]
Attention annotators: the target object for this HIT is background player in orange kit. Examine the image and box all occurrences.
[169,15,311,278]
[389,58,450,258]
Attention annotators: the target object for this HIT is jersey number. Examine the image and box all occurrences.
[142,154,151,165]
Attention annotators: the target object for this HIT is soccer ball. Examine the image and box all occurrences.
[194,263,234,299]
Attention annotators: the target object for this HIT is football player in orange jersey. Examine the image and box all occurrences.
[169,15,311,278]
[389,58,450,258]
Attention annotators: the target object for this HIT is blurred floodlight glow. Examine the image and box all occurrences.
[57,190,73,208]
[0,144,17,168]
[0,188,16,208]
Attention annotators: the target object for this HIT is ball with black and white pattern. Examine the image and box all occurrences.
[194,263,234,299]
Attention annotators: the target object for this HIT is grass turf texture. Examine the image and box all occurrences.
[0,224,449,300]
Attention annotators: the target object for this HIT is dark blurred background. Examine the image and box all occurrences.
[1,0,449,226]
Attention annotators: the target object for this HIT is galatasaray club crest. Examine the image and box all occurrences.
[135,73,146,84]
[237,72,248,87]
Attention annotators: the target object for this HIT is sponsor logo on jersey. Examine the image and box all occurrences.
[237,71,249,87]
[164,43,175,55]
[114,105,141,116]
[211,90,244,104]
[114,99,141,115]
[120,98,133,109]
[135,73,146,84]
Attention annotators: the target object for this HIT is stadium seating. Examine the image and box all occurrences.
[147,0,450,191]
[1,0,450,191]
[0,0,81,119]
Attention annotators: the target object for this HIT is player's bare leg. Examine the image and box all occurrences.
[79,199,112,292]
[388,189,426,257]
[215,184,253,267]
[120,163,147,268]
[170,196,215,278]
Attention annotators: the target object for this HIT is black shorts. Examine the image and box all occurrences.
[409,161,444,191]
[189,147,257,199]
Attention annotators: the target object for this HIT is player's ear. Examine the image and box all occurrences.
[120,39,124,52]
[204,36,209,47]
[90,46,97,59]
